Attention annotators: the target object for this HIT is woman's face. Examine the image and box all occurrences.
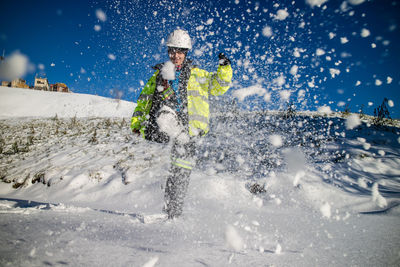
[168,48,186,66]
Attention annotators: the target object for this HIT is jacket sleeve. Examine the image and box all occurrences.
[209,64,233,96]
[130,70,159,132]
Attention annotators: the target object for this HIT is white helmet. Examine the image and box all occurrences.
[166,29,192,50]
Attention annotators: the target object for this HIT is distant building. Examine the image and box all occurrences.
[34,77,50,90]
[1,81,11,87]
[11,78,29,89]
[51,83,69,93]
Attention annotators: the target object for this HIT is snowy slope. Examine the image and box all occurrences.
[0,86,135,118]
[0,88,400,266]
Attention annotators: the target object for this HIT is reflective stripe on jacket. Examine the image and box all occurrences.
[131,62,232,138]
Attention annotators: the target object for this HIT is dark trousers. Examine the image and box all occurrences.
[164,139,196,219]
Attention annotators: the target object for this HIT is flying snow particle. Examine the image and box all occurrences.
[94,25,101,31]
[320,202,331,219]
[225,225,244,252]
[305,0,328,8]
[293,49,301,58]
[206,18,214,25]
[264,92,271,102]
[371,43,376,48]
[275,244,282,254]
[29,247,36,257]
[388,100,394,107]
[363,143,371,150]
[355,80,361,86]
[107,54,116,61]
[348,0,366,5]
[375,79,382,86]
[142,257,159,267]
[372,183,387,208]
[262,26,273,37]
[387,76,393,84]
[298,89,306,99]
[279,90,291,101]
[361,28,370,37]
[368,102,373,106]
[346,114,361,130]
[337,101,346,107]
[96,9,107,22]
[156,106,187,142]
[329,32,336,39]
[269,135,283,147]
[196,25,204,31]
[274,9,289,21]
[317,106,332,115]
[378,150,385,156]
[273,75,285,87]
[38,63,45,70]
[0,52,29,80]
[161,61,175,80]
[290,65,298,76]
[340,37,349,44]
[329,68,341,78]
[316,48,325,56]
[233,85,267,102]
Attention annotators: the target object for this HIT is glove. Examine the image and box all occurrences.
[218,53,231,66]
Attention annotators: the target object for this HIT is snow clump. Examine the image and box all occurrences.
[361,28,370,37]
[329,68,340,78]
[320,202,332,219]
[269,134,283,147]
[96,9,107,22]
[225,225,244,252]
[317,105,332,115]
[0,52,29,80]
[274,9,289,21]
[142,257,159,267]
[290,65,298,75]
[156,106,181,139]
[279,90,291,101]
[316,48,325,56]
[161,61,176,80]
[348,0,366,5]
[345,114,361,130]
[107,54,116,61]
[275,244,282,254]
[372,183,387,208]
[306,0,328,8]
[262,26,273,37]
[387,99,394,107]
[233,85,267,102]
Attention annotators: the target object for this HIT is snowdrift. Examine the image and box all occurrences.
[1,88,400,266]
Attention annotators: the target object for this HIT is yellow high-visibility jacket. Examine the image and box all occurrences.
[131,60,232,141]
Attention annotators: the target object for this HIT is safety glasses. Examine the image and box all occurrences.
[168,47,188,55]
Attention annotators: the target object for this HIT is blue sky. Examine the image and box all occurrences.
[1,0,399,117]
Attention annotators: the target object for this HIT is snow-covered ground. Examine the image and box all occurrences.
[0,86,399,266]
